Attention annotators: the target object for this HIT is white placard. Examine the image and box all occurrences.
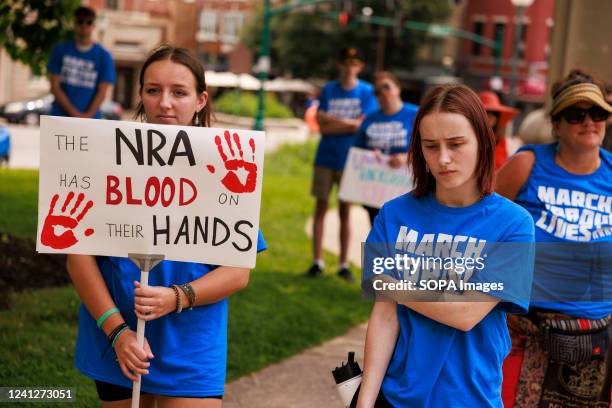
[338,147,413,209]
[36,116,265,268]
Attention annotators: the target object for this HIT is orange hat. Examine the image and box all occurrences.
[478,91,519,130]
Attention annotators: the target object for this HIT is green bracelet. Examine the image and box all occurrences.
[111,326,130,347]
[97,307,119,328]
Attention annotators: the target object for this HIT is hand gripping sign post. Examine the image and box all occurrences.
[127,252,164,406]
[36,116,265,407]
[338,147,413,208]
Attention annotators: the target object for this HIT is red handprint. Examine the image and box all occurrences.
[40,192,94,249]
[207,130,257,193]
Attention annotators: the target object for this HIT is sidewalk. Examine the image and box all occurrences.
[225,206,371,407]
[303,206,371,267]
[224,323,367,408]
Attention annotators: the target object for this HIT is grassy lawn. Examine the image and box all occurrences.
[0,141,371,405]
[0,168,39,238]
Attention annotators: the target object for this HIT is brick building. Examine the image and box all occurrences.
[458,0,554,102]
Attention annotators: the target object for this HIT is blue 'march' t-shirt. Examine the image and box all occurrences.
[514,143,612,319]
[74,231,266,397]
[47,40,116,118]
[365,192,534,407]
[354,103,418,155]
[314,80,378,170]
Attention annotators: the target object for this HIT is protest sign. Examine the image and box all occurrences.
[338,147,413,209]
[36,116,265,268]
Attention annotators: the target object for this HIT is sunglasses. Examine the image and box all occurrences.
[76,19,94,26]
[375,83,392,95]
[559,106,609,124]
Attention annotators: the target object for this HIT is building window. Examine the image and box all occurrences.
[198,10,218,42]
[472,21,484,55]
[518,24,528,59]
[430,38,444,61]
[493,22,505,59]
[221,11,245,44]
[106,0,119,10]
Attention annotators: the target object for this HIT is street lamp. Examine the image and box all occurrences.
[508,0,534,107]
[253,0,271,131]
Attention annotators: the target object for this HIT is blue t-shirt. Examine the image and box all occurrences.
[515,143,612,318]
[47,40,116,118]
[74,231,266,397]
[314,80,378,170]
[354,103,418,155]
[365,193,534,407]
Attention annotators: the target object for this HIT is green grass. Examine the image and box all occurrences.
[0,168,39,239]
[0,141,371,405]
[215,90,294,119]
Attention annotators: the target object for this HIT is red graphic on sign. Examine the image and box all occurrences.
[40,192,94,249]
[207,130,257,193]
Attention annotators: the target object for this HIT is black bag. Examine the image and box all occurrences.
[540,315,610,363]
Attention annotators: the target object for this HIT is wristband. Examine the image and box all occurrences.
[111,326,130,348]
[97,307,119,328]
[179,283,196,310]
[108,322,128,346]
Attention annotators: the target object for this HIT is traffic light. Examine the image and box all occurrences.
[339,11,350,26]
[338,0,355,27]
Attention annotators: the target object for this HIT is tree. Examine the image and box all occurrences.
[241,0,451,79]
[0,0,81,75]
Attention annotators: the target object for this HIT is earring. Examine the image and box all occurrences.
[143,113,148,123]
[194,112,200,126]
[425,163,430,173]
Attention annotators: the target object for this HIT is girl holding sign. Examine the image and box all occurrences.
[496,69,612,407]
[67,46,266,407]
[355,84,534,407]
[353,72,418,224]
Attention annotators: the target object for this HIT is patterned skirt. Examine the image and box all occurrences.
[501,312,611,408]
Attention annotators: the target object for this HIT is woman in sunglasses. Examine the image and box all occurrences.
[354,72,418,224]
[497,69,612,407]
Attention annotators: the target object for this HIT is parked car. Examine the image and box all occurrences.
[0,94,123,125]
[0,125,11,165]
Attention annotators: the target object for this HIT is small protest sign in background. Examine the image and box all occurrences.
[36,116,265,268]
[338,147,413,209]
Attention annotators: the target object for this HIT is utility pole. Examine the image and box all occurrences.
[253,0,271,131]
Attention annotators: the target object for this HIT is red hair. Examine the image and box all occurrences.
[410,84,496,197]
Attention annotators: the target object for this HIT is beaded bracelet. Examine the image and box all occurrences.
[171,285,183,314]
[179,283,196,310]
[97,307,119,328]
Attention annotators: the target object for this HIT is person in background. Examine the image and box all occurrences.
[67,46,266,407]
[47,6,115,119]
[307,47,378,281]
[497,69,612,408]
[354,71,418,224]
[304,90,320,134]
[478,91,520,170]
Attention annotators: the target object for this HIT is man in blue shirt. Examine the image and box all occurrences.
[47,6,115,119]
[307,47,378,281]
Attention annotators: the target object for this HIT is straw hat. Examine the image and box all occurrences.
[478,91,519,130]
[551,83,612,116]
